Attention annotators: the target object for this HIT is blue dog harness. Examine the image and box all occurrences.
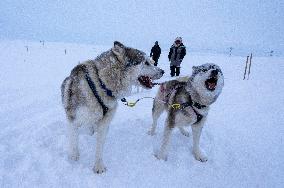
[85,70,114,116]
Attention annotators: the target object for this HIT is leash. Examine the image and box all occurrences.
[120,82,163,107]
[121,82,206,124]
[121,82,187,110]
[121,97,184,110]
[121,97,155,107]
[152,82,162,86]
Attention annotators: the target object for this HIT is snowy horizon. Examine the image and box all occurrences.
[1,0,283,56]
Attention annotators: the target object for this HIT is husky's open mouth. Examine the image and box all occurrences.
[205,77,218,91]
[138,76,153,89]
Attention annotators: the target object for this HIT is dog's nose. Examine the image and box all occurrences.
[161,69,165,75]
[211,69,218,76]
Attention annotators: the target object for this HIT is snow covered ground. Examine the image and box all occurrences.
[0,40,283,188]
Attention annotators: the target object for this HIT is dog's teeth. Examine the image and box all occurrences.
[210,84,216,89]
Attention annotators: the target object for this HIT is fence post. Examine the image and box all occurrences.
[247,53,252,80]
[243,56,249,80]
[229,47,233,56]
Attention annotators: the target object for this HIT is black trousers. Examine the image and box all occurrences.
[152,57,159,66]
[170,66,180,77]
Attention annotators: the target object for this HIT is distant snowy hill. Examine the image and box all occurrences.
[0,1,283,55]
[0,40,283,187]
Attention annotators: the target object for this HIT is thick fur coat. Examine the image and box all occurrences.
[61,41,164,173]
[149,63,224,162]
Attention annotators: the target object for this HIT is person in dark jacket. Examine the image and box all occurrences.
[168,37,186,77]
[150,41,161,66]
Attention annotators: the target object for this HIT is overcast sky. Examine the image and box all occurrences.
[0,0,283,54]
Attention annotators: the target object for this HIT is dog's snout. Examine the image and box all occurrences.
[211,69,218,76]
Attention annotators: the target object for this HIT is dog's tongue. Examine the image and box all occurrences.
[140,76,153,88]
[146,77,154,88]
[208,82,216,89]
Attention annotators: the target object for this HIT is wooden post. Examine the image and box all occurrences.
[247,53,252,80]
[64,49,67,55]
[243,56,249,80]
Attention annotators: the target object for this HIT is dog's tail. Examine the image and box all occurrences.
[61,76,76,121]
[61,77,70,105]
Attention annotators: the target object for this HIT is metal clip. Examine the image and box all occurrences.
[170,103,181,109]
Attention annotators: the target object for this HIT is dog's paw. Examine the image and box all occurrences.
[194,151,208,162]
[69,152,80,161]
[179,127,190,137]
[180,130,190,137]
[154,153,168,161]
[147,129,156,136]
[93,162,106,174]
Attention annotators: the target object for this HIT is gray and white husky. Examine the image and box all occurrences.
[149,63,224,162]
[61,41,164,173]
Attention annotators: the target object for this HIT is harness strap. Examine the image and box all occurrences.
[181,101,206,110]
[98,77,114,97]
[159,82,206,124]
[179,102,203,124]
[92,64,114,98]
[179,93,206,124]
[193,102,207,109]
[85,72,109,116]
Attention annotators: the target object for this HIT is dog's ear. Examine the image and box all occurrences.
[114,41,124,48]
[192,66,198,71]
[112,41,125,56]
